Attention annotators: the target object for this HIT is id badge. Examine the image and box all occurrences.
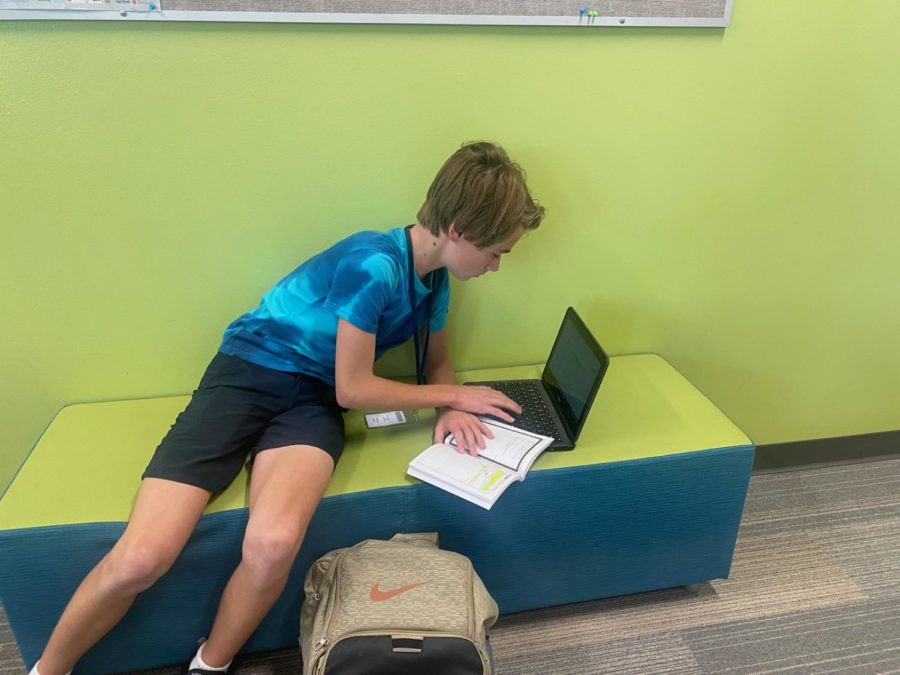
[364,410,419,428]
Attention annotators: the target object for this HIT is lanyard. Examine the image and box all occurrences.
[405,226,432,385]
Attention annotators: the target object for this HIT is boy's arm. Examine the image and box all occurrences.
[334,320,520,453]
[424,328,505,455]
[422,326,458,390]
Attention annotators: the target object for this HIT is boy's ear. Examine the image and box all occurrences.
[447,223,463,242]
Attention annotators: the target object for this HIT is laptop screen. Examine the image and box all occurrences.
[541,308,610,441]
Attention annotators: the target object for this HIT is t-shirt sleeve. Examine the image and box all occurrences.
[429,268,451,333]
[323,250,400,333]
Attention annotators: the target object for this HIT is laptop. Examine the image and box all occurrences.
[466,307,610,451]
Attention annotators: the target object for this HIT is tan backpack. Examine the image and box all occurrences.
[299,532,498,675]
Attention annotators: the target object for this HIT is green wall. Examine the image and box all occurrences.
[2,1,899,491]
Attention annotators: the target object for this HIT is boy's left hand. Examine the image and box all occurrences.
[434,410,494,457]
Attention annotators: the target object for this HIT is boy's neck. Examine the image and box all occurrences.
[408,223,445,279]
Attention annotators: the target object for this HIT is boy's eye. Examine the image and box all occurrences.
[492,252,501,259]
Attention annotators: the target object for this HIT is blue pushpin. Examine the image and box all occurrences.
[579,7,586,22]
[149,2,156,7]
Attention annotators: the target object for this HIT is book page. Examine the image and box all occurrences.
[447,419,553,475]
[408,444,517,508]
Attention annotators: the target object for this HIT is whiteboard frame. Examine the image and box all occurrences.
[1,0,732,25]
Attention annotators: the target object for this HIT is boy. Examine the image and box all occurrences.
[30,141,544,675]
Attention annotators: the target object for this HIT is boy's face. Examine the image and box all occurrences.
[446,225,525,281]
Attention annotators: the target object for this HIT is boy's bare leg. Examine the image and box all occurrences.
[37,478,210,675]
[199,445,334,668]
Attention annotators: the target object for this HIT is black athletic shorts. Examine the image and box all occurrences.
[143,353,345,493]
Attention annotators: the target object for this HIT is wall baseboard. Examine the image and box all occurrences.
[752,429,900,473]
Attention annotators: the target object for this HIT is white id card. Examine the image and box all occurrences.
[364,411,417,428]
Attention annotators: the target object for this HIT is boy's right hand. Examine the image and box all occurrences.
[451,385,522,423]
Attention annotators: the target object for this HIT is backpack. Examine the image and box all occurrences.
[299,532,498,675]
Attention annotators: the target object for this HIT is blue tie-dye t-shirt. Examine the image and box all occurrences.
[219,227,450,385]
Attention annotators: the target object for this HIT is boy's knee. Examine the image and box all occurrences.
[241,526,304,579]
[100,542,177,594]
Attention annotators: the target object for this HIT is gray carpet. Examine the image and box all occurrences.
[3,458,900,674]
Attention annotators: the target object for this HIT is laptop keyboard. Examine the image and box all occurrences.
[485,380,563,442]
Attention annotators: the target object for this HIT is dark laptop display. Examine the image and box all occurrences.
[467,307,610,450]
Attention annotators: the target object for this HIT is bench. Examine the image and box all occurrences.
[0,354,754,673]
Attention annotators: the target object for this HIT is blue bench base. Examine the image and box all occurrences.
[1,445,753,673]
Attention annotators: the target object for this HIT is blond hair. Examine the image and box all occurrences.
[417,142,545,248]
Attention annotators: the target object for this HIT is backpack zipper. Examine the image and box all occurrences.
[308,547,349,673]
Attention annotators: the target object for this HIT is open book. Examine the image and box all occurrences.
[407,419,554,510]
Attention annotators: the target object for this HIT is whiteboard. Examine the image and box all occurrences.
[1,0,733,26]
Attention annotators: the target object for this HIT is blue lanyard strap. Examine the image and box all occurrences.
[405,226,432,385]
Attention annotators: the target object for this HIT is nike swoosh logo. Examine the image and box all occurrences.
[369,581,426,602]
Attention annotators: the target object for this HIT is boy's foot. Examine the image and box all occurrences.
[181,664,231,675]
[181,639,232,674]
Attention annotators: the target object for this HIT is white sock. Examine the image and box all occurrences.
[29,662,71,675]
[189,642,232,672]
[29,661,71,675]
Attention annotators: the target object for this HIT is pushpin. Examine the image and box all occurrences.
[579,7,586,23]
[589,10,598,24]
[149,2,156,7]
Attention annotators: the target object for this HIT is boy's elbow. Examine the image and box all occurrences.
[335,375,365,410]
[334,384,355,410]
